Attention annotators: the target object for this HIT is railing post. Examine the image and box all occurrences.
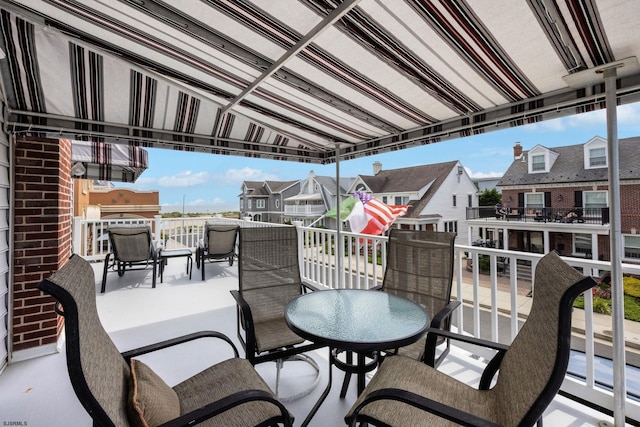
[154,215,162,244]
[72,216,83,256]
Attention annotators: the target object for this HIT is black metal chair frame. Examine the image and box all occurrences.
[40,254,293,427]
[346,251,597,427]
[101,225,159,293]
[196,224,239,281]
[230,226,325,400]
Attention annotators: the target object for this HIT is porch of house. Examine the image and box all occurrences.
[0,256,620,426]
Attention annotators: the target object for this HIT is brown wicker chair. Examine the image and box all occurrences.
[196,223,239,281]
[345,251,596,427]
[39,254,293,427]
[230,226,325,399]
[101,224,159,293]
[381,228,458,365]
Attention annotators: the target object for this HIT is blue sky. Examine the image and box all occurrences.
[117,103,640,213]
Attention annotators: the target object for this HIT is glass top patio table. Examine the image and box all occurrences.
[285,289,429,353]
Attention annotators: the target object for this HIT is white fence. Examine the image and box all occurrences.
[73,217,640,422]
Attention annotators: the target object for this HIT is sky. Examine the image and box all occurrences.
[116,102,640,213]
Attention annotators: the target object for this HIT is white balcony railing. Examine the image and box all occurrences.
[73,218,640,423]
[283,204,326,216]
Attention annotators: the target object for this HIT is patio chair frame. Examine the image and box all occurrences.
[196,223,239,281]
[101,224,159,293]
[230,226,325,399]
[346,251,597,427]
[40,254,293,427]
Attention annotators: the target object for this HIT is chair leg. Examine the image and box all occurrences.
[152,259,157,288]
[201,257,205,281]
[101,254,111,293]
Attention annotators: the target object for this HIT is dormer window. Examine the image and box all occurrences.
[589,147,606,167]
[531,154,545,172]
[527,145,555,173]
[584,136,607,169]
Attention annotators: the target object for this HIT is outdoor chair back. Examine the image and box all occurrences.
[40,255,293,427]
[382,228,457,364]
[101,224,158,293]
[230,226,324,398]
[346,251,597,426]
[196,223,239,280]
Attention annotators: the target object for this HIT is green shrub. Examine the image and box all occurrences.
[592,297,611,315]
[624,295,640,322]
[477,255,490,272]
[623,276,640,298]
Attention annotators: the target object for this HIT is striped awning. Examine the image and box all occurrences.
[70,139,148,183]
[0,1,639,164]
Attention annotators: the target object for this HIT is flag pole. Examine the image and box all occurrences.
[334,141,343,288]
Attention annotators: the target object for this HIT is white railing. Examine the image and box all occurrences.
[74,218,640,422]
[284,205,326,215]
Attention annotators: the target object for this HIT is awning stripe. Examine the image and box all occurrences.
[566,0,614,66]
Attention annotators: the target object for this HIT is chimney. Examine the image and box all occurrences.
[373,161,382,175]
[513,142,523,159]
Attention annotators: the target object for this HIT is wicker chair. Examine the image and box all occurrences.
[381,229,458,365]
[345,251,596,427]
[230,226,324,400]
[39,255,293,427]
[101,224,159,293]
[196,223,239,281]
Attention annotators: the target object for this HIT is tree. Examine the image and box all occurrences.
[479,188,502,206]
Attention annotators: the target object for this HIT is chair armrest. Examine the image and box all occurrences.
[121,331,239,361]
[301,281,321,293]
[230,290,257,342]
[347,387,501,427]
[159,389,292,427]
[430,300,461,329]
[423,327,508,374]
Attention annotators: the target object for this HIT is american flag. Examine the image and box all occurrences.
[346,192,410,236]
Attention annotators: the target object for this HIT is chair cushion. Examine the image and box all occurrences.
[128,359,180,427]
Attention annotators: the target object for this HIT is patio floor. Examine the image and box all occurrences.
[0,256,621,426]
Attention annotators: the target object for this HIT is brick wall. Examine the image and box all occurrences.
[12,137,72,352]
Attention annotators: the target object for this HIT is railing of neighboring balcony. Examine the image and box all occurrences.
[73,218,640,423]
[467,206,610,225]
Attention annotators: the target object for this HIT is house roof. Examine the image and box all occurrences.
[360,161,458,193]
[2,2,640,164]
[498,136,640,186]
[360,161,458,218]
[265,180,299,194]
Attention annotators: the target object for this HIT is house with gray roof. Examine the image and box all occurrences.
[239,180,300,223]
[284,170,356,227]
[349,160,478,241]
[468,137,640,264]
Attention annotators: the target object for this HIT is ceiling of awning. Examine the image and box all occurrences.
[71,139,148,182]
[1,0,640,165]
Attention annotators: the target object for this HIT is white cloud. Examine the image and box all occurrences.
[220,167,279,184]
[525,102,640,132]
[156,170,210,187]
[468,169,503,179]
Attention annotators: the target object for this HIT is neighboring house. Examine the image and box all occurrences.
[73,179,160,220]
[474,176,502,193]
[468,137,640,264]
[239,180,300,223]
[349,161,478,241]
[283,170,356,227]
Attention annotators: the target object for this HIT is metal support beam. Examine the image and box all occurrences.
[603,65,626,427]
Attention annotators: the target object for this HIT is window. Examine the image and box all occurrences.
[275,199,280,209]
[382,196,387,204]
[574,233,592,256]
[531,154,545,171]
[589,147,607,167]
[624,235,640,260]
[452,195,457,207]
[468,194,473,207]
[584,191,607,208]
[248,199,252,209]
[257,199,265,209]
[444,221,458,234]
[525,193,543,209]
[394,196,409,205]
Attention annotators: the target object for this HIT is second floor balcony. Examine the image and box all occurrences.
[468,206,610,225]
[284,203,326,216]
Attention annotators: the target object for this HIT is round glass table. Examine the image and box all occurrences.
[285,289,429,426]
